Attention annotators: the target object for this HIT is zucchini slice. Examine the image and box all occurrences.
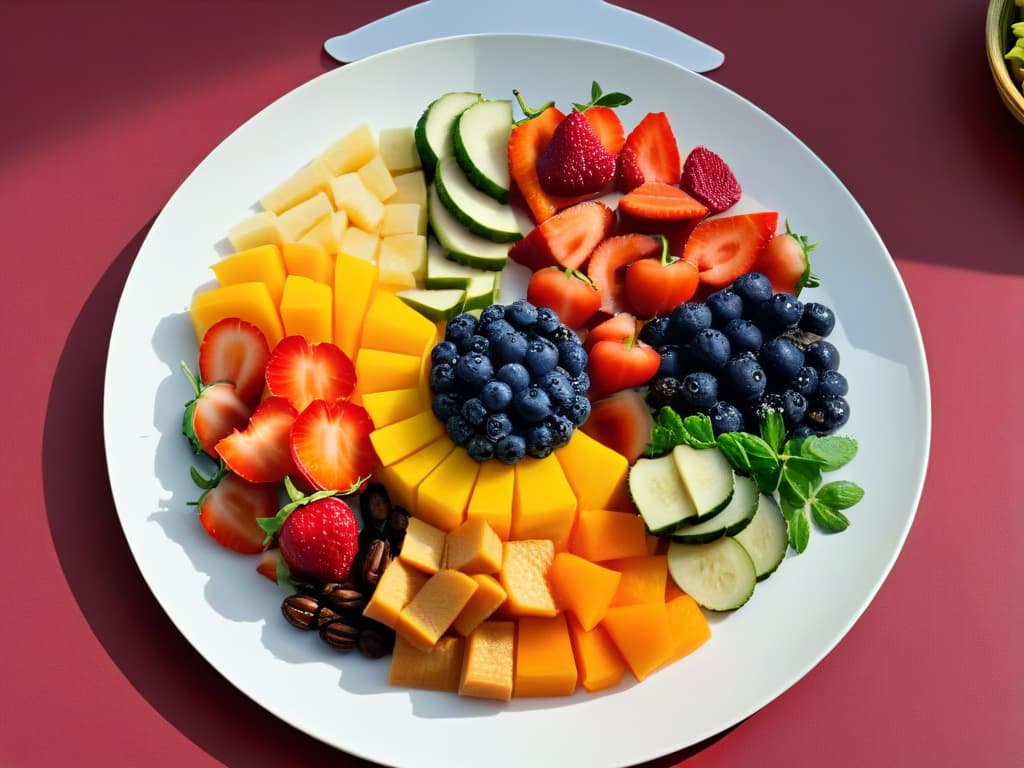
[427,182,509,270]
[672,474,758,544]
[453,99,513,203]
[671,444,734,521]
[628,454,698,535]
[667,538,757,611]
[414,91,481,178]
[733,492,788,581]
[396,288,467,322]
[434,156,521,243]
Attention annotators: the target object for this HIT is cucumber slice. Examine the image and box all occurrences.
[427,183,509,270]
[434,156,521,243]
[671,444,734,521]
[733,492,788,581]
[628,454,698,535]
[396,288,467,321]
[425,238,494,288]
[464,273,498,311]
[414,91,481,178]
[453,99,513,203]
[672,474,758,544]
[667,538,757,611]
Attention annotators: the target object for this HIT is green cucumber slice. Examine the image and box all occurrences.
[426,238,493,287]
[414,91,481,178]
[396,288,467,321]
[628,454,698,535]
[453,99,513,203]
[671,474,758,544]
[464,273,498,311]
[667,538,757,611]
[733,492,788,581]
[427,183,509,271]
[671,444,734,521]
[434,156,521,244]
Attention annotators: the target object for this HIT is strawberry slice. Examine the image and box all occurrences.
[181,364,251,458]
[617,112,682,192]
[586,234,662,315]
[580,390,656,464]
[755,224,821,296]
[265,336,356,413]
[588,335,661,400]
[508,104,568,224]
[290,399,378,492]
[616,211,701,257]
[256,548,281,582]
[618,182,708,221]
[584,311,638,351]
[583,105,626,155]
[191,469,277,554]
[685,212,779,290]
[526,267,602,330]
[509,201,615,271]
[198,318,271,407]
[215,396,298,483]
[680,145,742,214]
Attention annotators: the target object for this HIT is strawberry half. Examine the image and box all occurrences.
[509,201,615,271]
[265,336,356,413]
[526,267,602,330]
[181,363,252,459]
[583,105,626,155]
[290,399,378,492]
[618,182,709,221]
[191,468,277,554]
[680,145,742,214]
[215,396,298,483]
[617,112,681,192]
[508,103,570,224]
[536,111,616,197]
[198,318,271,407]
[755,222,821,296]
[684,212,779,290]
[586,234,663,315]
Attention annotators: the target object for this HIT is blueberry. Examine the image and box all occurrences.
[805,340,840,372]
[540,369,574,408]
[756,390,807,428]
[680,372,719,411]
[534,306,560,336]
[446,415,474,446]
[514,386,552,423]
[480,380,514,411]
[430,340,459,366]
[806,395,850,433]
[491,329,528,365]
[722,318,763,354]
[466,434,495,462]
[557,340,588,377]
[708,401,745,435]
[525,424,555,458]
[463,334,490,355]
[445,312,478,346]
[454,353,494,391]
[646,376,684,411]
[818,370,849,397]
[494,434,527,464]
[524,337,559,377]
[722,355,767,402]
[461,397,489,427]
[670,302,713,343]
[431,392,462,421]
[429,361,457,393]
[551,324,577,344]
[565,395,591,426]
[483,318,516,343]
[570,371,591,397]
[799,302,836,338]
[686,329,731,370]
[497,362,531,393]
[656,344,684,379]
[731,272,774,315]
[755,293,803,335]
[478,304,506,327]
[706,289,744,328]
[485,412,513,442]
[789,365,820,398]
[505,300,539,330]
[758,337,806,385]
[639,315,674,347]
[545,414,575,447]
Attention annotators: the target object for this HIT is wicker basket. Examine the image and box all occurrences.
[987,0,1024,124]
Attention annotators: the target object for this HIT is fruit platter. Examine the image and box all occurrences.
[103,35,929,768]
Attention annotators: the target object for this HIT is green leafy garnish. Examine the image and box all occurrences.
[572,81,633,111]
[784,220,821,295]
[645,409,715,456]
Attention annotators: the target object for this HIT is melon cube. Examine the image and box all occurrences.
[466,460,514,541]
[569,508,649,562]
[445,518,502,574]
[259,157,333,214]
[416,448,481,532]
[601,602,674,681]
[359,290,437,357]
[360,387,426,428]
[567,616,627,693]
[378,127,421,174]
[338,226,379,263]
[499,539,557,617]
[330,173,384,231]
[357,154,398,202]
[320,123,377,176]
[452,574,507,636]
[227,211,284,252]
[395,569,478,651]
[459,620,515,701]
[514,614,578,697]
[332,252,377,360]
[511,457,578,550]
[549,552,621,631]
[279,274,332,345]
[362,558,429,629]
[373,436,455,512]
[380,203,426,236]
[190,281,284,348]
[391,170,427,207]
[555,430,633,512]
[388,634,465,692]
[369,409,446,467]
[298,210,348,257]
[282,242,332,285]
[663,593,711,667]
[278,191,333,242]
[606,555,668,606]
[210,244,287,305]
[398,517,447,575]
[355,349,423,395]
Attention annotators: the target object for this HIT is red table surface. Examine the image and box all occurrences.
[3,0,1022,765]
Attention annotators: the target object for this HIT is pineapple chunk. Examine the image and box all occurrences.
[379,127,421,174]
[357,154,398,202]
[320,123,377,176]
[391,170,427,207]
[380,203,425,236]
[277,191,333,242]
[330,173,384,231]
[259,157,332,214]
[379,234,426,285]
[227,211,284,252]
[339,226,380,264]
[298,210,348,256]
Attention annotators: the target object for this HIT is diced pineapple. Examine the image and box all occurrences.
[377,250,417,291]
[259,157,333,214]
[391,170,427,207]
[278,191,333,242]
[379,234,426,285]
[380,203,425,237]
[357,154,398,202]
[298,210,348,256]
[227,211,284,252]
[330,173,384,231]
[338,226,379,264]
[320,123,377,176]
[378,127,421,174]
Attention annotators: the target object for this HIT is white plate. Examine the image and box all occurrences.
[103,34,930,768]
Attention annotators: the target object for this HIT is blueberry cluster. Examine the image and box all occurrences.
[429,301,591,464]
[640,272,850,439]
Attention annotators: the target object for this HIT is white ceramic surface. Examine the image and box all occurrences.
[103,34,930,768]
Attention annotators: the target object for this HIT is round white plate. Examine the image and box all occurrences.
[103,34,930,768]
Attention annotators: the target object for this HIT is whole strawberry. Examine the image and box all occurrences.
[536,110,616,196]
[680,145,742,214]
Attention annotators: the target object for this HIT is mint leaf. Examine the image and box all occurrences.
[681,413,716,448]
[759,410,786,454]
[802,435,858,471]
[810,500,850,533]
[779,457,819,509]
[717,431,781,492]
[571,81,632,111]
[645,406,687,456]
[781,498,811,553]
[816,480,865,510]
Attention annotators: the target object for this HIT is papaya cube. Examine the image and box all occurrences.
[445,518,502,574]
[379,234,426,285]
[331,173,384,232]
[357,154,398,202]
[511,457,577,550]
[332,252,377,360]
[606,555,668,606]
[282,242,333,285]
[569,508,649,562]
[362,558,429,629]
[227,210,284,252]
[360,387,426,428]
[499,539,557,617]
[466,460,514,541]
[210,243,287,305]
[514,614,578,698]
[298,210,348,257]
[601,602,674,681]
[380,203,426,237]
[416,447,481,532]
[398,517,447,575]
[388,634,465,692]
[190,281,284,348]
[452,574,507,636]
[279,274,332,345]
[549,552,621,631]
[359,290,438,357]
[259,157,333,214]
[395,569,478,651]
[320,122,377,176]
[567,616,627,693]
[278,191,333,242]
[339,226,380,263]
[555,429,633,513]
[373,436,455,511]
[355,349,422,396]
[459,620,515,701]
[369,409,445,467]
[378,127,421,174]
[391,170,427,207]
[663,593,711,666]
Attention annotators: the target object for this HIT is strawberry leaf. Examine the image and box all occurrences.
[572,81,633,111]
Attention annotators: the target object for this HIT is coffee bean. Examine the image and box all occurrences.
[281,594,321,631]
[320,620,360,651]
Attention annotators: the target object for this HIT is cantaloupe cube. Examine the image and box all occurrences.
[555,430,633,512]
[282,242,332,285]
[391,170,427,207]
[279,274,332,345]
[331,173,384,231]
[452,574,507,637]
[355,349,422,395]
[369,409,445,467]
[380,203,426,236]
[227,211,284,252]
[499,539,557,617]
[445,518,502,574]
[566,616,627,693]
[663,593,711,667]
[190,281,284,348]
[388,634,465,692]
[298,210,349,256]
[511,457,577,550]
[260,157,333,214]
[398,517,447,575]
[360,387,425,428]
[338,226,379,263]
[549,552,621,631]
[569,508,649,562]
[395,569,478,651]
[373,435,455,512]
[665,578,687,602]
[278,191,333,242]
[332,252,377,360]
[606,555,668,606]
[459,620,514,701]
[416,448,481,532]
[601,602,674,681]
[357,154,398,202]
[514,614,577,697]
[320,122,377,176]
[362,558,429,628]
[466,460,514,541]
[210,244,287,305]
[378,127,421,174]
[379,234,426,284]
[359,290,438,357]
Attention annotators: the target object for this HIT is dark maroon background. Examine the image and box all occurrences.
[3,0,1022,765]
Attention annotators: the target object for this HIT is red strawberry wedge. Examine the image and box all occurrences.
[265,336,356,413]
[586,234,663,315]
[192,470,277,554]
[508,201,615,272]
[181,364,252,459]
[215,396,298,483]
[617,112,682,192]
[290,399,378,492]
[680,146,742,214]
[583,105,626,155]
[198,318,271,407]
[684,212,779,290]
[536,111,617,197]
[755,224,821,296]
[618,182,709,221]
[507,103,569,224]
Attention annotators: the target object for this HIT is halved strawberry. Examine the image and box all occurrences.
[680,145,742,214]
[526,267,602,330]
[215,396,298,483]
[509,201,615,271]
[586,234,662,314]
[754,223,821,296]
[265,336,356,413]
[290,399,378,492]
[536,110,617,197]
[616,211,701,257]
[181,364,251,458]
[583,105,626,155]
[618,182,708,221]
[617,112,681,192]
[191,468,277,554]
[198,318,271,407]
[684,212,779,290]
[588,334,661,400]
[580,389,656,464]
[508,103,571,224]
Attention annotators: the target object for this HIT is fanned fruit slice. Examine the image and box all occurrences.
[617,112,681,192]
[685,212,778,290]
[618,182,708,221]
[215,396,298,483]
[509,201,615,271]
[265,335,356,412]
[193,470,278,554]
[198,317,271,407]
[586,234,662,315]
[182,364,251,458]
[290,399,379,491]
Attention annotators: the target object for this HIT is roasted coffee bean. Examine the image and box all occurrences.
[281,594,321,631]
[359,483,392,530]
[319,581,367,612]
[387,506,410,553]
[315,605,346,630]
[320,620,360,651]
[360,538,392,589]
[359,624,395,659]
